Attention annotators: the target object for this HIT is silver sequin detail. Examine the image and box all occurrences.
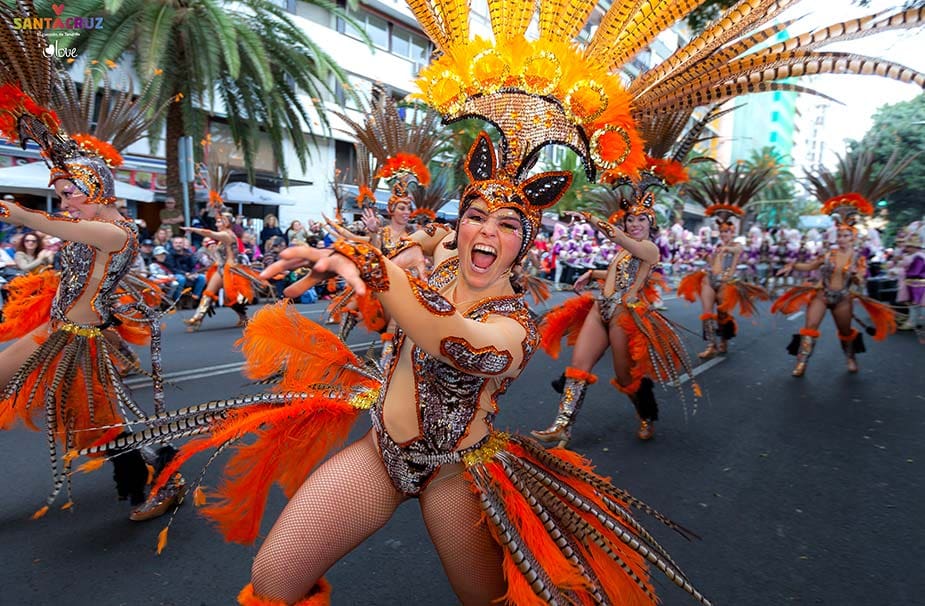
[597,255,642,324]
[52,221,138,325]
[372,292,538,496]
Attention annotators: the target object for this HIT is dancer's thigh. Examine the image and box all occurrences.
[420,467,506,606]
[251,431,405,603]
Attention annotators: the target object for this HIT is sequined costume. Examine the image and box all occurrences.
[0,212,158,512]
[79,239,710,606]
[535,193,701,446]
[184,218,270,331]
[676,163,773,359]
[773,152,903,376]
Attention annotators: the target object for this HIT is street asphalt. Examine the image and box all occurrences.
[1,289,923,605]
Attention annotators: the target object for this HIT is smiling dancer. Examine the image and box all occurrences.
[773,150,905,376]
[532,178,701,445]
[65,0,925,603]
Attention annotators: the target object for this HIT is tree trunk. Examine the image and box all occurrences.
[165,100,192,225]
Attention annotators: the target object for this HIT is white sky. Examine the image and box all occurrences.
[783,1,925,146]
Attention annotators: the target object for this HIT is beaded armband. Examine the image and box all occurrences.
[331,240,390,292]
[0,203,8,218]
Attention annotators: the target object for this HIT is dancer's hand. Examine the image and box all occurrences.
[362,207,380,234]
[263,246,368,298]
[776,263,793,277]
[573,270,591,293]
[391,243,426,277]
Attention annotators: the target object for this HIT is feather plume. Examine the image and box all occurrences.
[538,295,595,358]
[677,271,706,303]
[771,285,819,315]
[235,301,363,388]
[0,271,59,342]
[854,295,896,341]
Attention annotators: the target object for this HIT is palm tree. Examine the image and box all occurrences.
[55,0,361,202]
[742,146,800,228]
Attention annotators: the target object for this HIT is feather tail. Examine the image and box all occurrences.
[538,295,595,359]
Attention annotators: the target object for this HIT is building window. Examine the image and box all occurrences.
[769,132,778,143]
[391,29,410,57]
[771,111,779,122]
[346,6,389,50]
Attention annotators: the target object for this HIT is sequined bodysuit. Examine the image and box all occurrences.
[820,249,861,306]
[371,257,538,496]
[51,220,138,326]
[597,253,644,324]
[708,248,737,291]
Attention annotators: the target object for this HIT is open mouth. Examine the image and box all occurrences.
[470,243,498,271]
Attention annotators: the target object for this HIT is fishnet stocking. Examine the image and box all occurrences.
[251,431,405,603]
[420,467,507,605]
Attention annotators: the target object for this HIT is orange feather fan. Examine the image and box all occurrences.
[149,303,377,543]
[0,271,59,342]
[822,192,874,217]
[355,290,387,332]
[717,281,769,317]
[71,134,124,168]
[376,152,431,187]
[410,207,437,220]
[855,295,896,341]
[676,271,705,303]
[0,84,60,143]
[223,265,258,306]
[538,295,594,358]
[771,285,819,315]
[234,301,365,388]
[647,156,689,186]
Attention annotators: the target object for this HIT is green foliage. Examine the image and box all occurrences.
[849,93,925,240]
[684,0,739,34]
[741,146,808,228]
[54,0,361,196]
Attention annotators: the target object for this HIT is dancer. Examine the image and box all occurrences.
[773,150,905,376]
[0,86,178,517]
[532,179,700,445]
[67,0,925,602]
[677,163,773,358]
[181,212,268,331]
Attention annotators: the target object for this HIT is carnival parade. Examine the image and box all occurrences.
[0,0,923,604]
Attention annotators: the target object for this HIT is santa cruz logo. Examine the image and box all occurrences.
[12,2,104,31]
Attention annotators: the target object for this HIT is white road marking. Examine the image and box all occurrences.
[675,356,726,385]
[124,340,378,390]
[787,311,805,321]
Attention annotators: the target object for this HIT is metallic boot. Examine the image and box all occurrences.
[184,294,214,332]
[698,313,720,359]
[792,328,819,377]
[839,329,861,373]
[717,312,736,354]
[531,367,597,448]
[129,473,187,522]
